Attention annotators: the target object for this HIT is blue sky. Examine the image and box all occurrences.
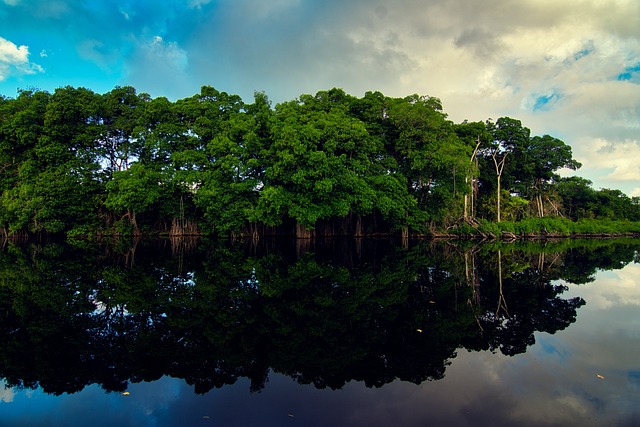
[1,0,639,195]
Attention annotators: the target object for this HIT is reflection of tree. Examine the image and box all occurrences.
[1,238,634,395]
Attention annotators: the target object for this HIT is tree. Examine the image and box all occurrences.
[0,90,50,234]
[593,188,639,220]
[96,86,147,175]
[105,163,162,235]
[455,121,492,220]
[0,84,629,237]
[174,86,252,235]
[483,118,530,222]
[386,95,470,226]
[518,135,581,217]
[254,90,378,233]
[0,87,103,235]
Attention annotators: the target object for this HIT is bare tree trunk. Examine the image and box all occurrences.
[295,222,313,239]
[497,175,502,222]
[354,214,362,237]
[492,151,507,222]
[546,196,562,217]
[464,137,482,220]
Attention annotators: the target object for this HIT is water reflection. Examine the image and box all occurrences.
[0,237,639,425]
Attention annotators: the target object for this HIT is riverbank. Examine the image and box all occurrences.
[441,217,640,239]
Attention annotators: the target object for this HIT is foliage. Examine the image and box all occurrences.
[0,85,635,237]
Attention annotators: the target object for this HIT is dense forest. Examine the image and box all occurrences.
[0,85,638,238]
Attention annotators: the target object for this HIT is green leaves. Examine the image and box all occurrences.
[105,163,162,232]
[0,85,629,237]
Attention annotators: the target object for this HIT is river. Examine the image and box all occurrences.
[0,238,638,426]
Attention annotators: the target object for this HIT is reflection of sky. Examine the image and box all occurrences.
[1,263,639,427]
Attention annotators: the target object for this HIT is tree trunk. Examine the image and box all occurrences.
[131,210,142,236]
[464,137,482,220]
[354,214,362,237]
[492,150,507,223]
[295,222,313,239]
[496,175,502,222]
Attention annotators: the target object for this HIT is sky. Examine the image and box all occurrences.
[0,0,639,195]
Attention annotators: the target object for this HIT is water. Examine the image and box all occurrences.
[0,238,639,426]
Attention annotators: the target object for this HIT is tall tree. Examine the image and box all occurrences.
[0,88,104,234]
[555,176,597,220]
[97,86,147,175]
[105,163,162,235]
[254,90,374,232]
[521,135,581,217]
[483,117,530,222]
[175,86,251,235]
[455,121,492,220]
[386,95,470,226]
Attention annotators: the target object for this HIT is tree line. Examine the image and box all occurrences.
[0,85,638,238]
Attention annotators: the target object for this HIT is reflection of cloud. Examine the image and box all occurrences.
[578,264,640,309]
[629,371,640,391]
[0,381,15,403]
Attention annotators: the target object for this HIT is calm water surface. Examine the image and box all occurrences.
[0,238,639,426]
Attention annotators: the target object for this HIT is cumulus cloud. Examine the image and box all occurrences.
[584,138,640,183]
[0,36,42,80]
[120,0,637,192]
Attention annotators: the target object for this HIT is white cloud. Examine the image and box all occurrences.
[76,39,120,70]
[0,36,42,81]
[0,37,28,64]
[395,3,640,194]
[188,0,212,8]
[142,36,188,72]
[599,140,640,182]
[123,36,190,99]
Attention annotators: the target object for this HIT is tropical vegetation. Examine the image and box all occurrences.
[0,85,638,238]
